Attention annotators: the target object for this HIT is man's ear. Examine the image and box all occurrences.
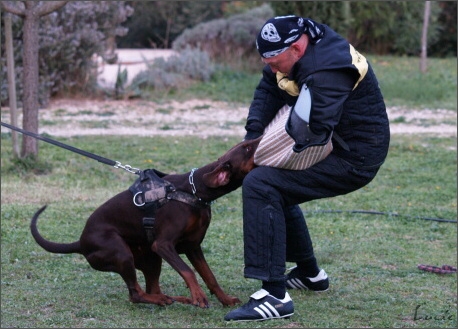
[202,163,231,188]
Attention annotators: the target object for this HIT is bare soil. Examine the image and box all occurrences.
[3,48,455,139]
[1,98,456,139]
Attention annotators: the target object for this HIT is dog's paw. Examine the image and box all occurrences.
[194,299,210,308]
[219,295,242,307]
[191,293,210,308]
[171,295,193,305]
[131,293,174,306]
[172,295,210,308]
[155,294,175,306]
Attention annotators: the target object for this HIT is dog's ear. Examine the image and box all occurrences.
[202,163,231,188]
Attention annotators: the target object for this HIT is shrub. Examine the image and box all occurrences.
[131,47,215,92]
[0,1,133,107]
[172,4,274,70]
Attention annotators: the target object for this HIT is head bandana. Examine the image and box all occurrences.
[256,16,324,58]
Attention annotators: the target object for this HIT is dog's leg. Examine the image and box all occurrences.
[186,247,241,306]
[152,240,210,308]
[82,233,173,305]
[135,251,163,295]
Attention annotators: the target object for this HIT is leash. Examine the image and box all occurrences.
[1,121,141,175]
[302,209,457,223]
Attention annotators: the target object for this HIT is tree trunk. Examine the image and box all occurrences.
[1,0,69,159]
[420,1,431,73]
[4,13,20,157]
[21,8,40,157]
[342,1,352,40]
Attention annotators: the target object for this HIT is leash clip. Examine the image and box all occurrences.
[114,161,141,175]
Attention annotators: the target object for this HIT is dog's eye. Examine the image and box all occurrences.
[246,146,252,153]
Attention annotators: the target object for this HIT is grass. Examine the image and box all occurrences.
[1,133,456,328]
[369,56,457,110]
[1,55,457,327]
[140,56,457,111]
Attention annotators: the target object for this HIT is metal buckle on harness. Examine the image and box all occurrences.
[133,191,146,207]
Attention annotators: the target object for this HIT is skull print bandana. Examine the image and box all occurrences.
[256,16,324,58]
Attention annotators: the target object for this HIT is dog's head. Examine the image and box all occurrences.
[202,137,261,188]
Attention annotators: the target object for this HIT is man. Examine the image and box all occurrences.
[224,15,390,322]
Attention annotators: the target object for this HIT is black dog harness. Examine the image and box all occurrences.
[129,169,210,243]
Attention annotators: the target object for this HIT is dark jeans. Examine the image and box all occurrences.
[242,153,380,282]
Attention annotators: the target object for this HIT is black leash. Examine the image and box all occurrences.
[303,209,457,223]
[1,121,141,175]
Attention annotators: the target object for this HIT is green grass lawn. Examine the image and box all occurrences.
[1,133,456,328]
[1,55,456,328]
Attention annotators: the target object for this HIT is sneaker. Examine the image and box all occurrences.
[286,267,329,291]
[224,289,294,322]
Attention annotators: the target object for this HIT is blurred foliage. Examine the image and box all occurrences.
[1,1,133,106]
[120,1,456,57]
[270,1,451,56]
[172,4,274,70]
[117,1,224,49]
[428,1,457,57]
[1,1,456,107]
[130,47,215,93]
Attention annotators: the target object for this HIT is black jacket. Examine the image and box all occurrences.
[245,20,390,169]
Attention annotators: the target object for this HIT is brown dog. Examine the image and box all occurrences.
[30,137,260,308]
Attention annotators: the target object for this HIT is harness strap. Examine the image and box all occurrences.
[168,191,211,208]
[141,191,210,245]
[143,217,156,244]
[131,168,211,245]
[133,184,175,207]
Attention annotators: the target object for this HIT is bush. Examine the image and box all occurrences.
[0,1,133,107]
[117,1,224,49]
[172,4,274,71]
[131,47,215,92]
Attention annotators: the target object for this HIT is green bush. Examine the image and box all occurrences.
[117,1,224,49]
[172,4,274,70]
[131,47,215,92]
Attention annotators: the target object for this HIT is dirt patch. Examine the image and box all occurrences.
[1,98,456,138]
[386,106,457,137]
[2,48,456,139]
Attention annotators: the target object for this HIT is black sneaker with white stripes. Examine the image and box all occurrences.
[286,267,329,291]
[224,289,294,322]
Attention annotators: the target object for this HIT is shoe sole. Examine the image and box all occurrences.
[225,313,294,322]
[286,278,329,292]
[286,286,329,292]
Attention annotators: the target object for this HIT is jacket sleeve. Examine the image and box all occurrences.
[305,69,357,136]
[244,66,287,140]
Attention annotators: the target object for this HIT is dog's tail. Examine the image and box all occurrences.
[30,205,81,254]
